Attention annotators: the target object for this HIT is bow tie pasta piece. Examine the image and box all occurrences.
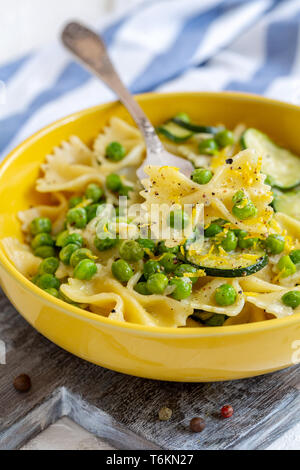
[182,278,244,317]
[239,275,284,293]
[1,238,41,278]
[209,149,273,236]
[141,165,204,207]
[61,269,193,327]
[141,149,273,238]
[246,287,300,318]
[37,136,104,193]
[273,212,300,241]
[18,192,68,235]
[93,117,145,174]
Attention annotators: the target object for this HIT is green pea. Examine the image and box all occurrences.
[143,260,162,280]
[44,288,59,298]
[146,273,168,295]
[69,196,83,209]
[36,274,60,290]
[168,210,190,229]
[215,129,235,148]
[70,248,94,268]
[118,185,133,198]
[281,291,300,309]
[174,112,190,123]
[134,282,151,296]
[191,168,213,185]
[198,138,219,155]
[106,173,122,192]
[159,253,178,273]
[170,277,192,300]
[232,199,258,220]
[38,257,59,275]
[31,274,41,285]
[66,208,87,229]
[94,236,118,252]
[58,232,83,248]
[237,231,258,249]
[59,243,79,265]
[74,259,97,281]
[215,284,237,306]
[34,246,56,259]
[31,233,54,250]
[106,142,126,162]
[289,249,300,265]
[277,255,296,278]
[174,264,199,285]
[56,231,69,247]
[85,204,102,222]
[157,241,179,255]
[112,259,134,283]
[85,184,104,203]
[221,230,238,252]
[204,223,223,238]
[137,238,156,253]
[232,190,245,205]
[265,234,285,255]
[30,217,52,236]
[204,314,226,327]
[115,206,125,218]
[119,240,144,262]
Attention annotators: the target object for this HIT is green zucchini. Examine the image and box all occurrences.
[272,189,300,221]
[241,128,300,189]
[172,117,219,135]
[190,311,227,326]
[157,122,193,143]
[181,240,268,277]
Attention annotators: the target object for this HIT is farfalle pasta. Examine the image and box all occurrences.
[1,114,300,328]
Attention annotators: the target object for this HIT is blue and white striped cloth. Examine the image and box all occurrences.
[1,0,300,159]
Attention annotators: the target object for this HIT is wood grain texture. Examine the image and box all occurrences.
[0,289,299,450]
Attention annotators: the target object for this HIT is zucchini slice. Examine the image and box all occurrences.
[273,189,300,221]
[181,240,268,278]
[157,122,193,143]
[241,128,300,189]
[172,117,219,135]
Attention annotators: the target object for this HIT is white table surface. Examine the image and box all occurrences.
[2,0,300,451]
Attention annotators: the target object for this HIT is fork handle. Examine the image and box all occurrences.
[61,22,164,155]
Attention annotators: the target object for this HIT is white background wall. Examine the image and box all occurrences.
[0,0,143,64]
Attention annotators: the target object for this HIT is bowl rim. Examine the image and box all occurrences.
[1,90,300,338]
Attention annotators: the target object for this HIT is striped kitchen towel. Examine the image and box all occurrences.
[1,0,300,159]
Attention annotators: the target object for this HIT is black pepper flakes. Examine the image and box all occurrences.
[226,158,233,164]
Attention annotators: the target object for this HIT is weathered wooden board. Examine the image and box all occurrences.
[0,289,299,450]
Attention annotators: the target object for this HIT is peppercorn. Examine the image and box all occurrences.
[221,405,234,418]
[13,374,31,393]
[158,407,173,421]
[189,417,206,433]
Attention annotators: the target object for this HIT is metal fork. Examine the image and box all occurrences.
[61,22,194,180]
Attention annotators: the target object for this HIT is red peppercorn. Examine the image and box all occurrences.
[221,405,234,418]
[189,417,206,433]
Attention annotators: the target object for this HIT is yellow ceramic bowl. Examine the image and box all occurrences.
[1,92,300,382]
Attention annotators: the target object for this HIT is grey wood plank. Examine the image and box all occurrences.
[0,289,299,450]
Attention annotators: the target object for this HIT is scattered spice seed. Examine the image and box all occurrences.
[189,417,206,433]
[158,407,173,421]
[226,158,233,164]
[221,405,234,418]
[13,374,31,393]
